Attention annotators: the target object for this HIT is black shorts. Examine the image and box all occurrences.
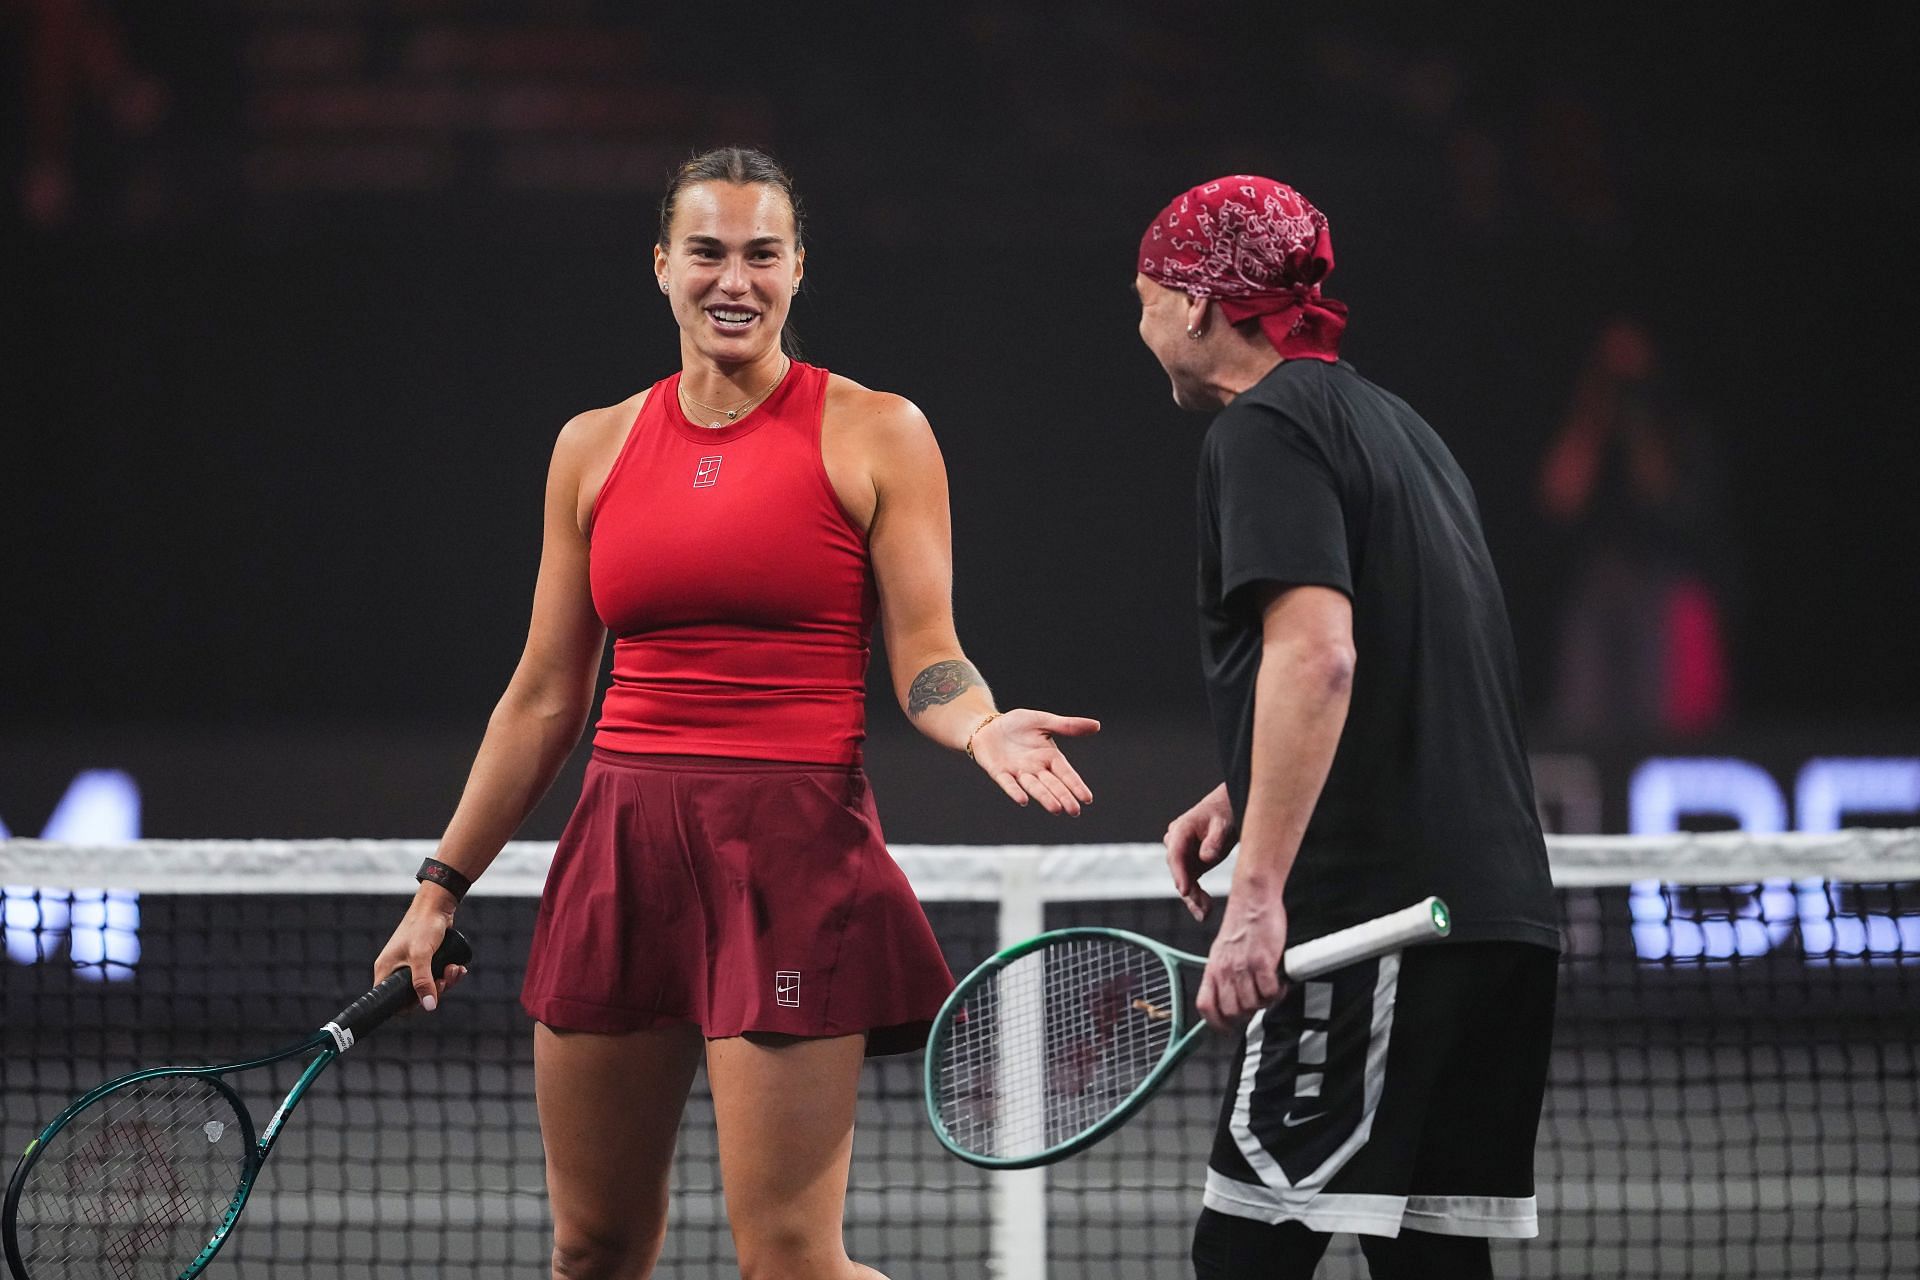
[1202,940,1556,1240]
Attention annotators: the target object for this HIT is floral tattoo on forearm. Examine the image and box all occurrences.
[908,660,981,716]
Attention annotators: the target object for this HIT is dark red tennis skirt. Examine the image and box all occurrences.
[520,750,954,1056]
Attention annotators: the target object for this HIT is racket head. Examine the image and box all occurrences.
[3,1069,259,1280]
[924,927,1205,1169]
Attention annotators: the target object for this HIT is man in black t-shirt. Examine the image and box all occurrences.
[1134,176,1560,1279]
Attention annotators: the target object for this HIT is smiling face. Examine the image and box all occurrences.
[654,181,804,367]
[1134,273,1217,410]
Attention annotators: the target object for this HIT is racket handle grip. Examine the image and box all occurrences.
[325,928,474,1049]
[1282,897,1451,981]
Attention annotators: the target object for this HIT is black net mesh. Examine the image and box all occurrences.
[3,859,1916,1279]
[2,891,999,1278]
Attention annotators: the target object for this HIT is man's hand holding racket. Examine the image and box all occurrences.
[1197,876,1289,1032]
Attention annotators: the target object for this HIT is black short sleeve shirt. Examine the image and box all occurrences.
[1197,359,1559,951]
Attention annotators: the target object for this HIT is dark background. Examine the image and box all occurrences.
[4,2,1916,840]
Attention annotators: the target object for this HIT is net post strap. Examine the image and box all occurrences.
[991,849,1049,1280]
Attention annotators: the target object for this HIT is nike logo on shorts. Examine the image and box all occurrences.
[1281,1109,1325,1127]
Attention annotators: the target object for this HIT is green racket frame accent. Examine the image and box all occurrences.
[923,926,1209,1170]
[2,928,471,1280]
[2,1038,334,1280]
[923,897,1452,1170]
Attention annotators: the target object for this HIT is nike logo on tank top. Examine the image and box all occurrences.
[588,362,876,764]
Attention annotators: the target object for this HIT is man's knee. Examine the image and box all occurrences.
[1358,1228,1492,1280]
[1192,1208,1330,1280]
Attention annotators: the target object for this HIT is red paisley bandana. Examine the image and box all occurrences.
[1137,176,1348,362]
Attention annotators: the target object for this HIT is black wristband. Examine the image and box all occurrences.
[416,856,472,902]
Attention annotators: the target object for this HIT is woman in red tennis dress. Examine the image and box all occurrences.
[371,147,1098,1280]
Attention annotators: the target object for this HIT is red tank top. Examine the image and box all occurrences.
[588,361,875,764]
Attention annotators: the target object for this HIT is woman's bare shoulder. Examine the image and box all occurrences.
[822,374,943,508]
[557,386,653,457]
[824,372,933,443]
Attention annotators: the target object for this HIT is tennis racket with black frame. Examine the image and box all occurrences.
[2,928,472,1280]
[924,898,1450,1168]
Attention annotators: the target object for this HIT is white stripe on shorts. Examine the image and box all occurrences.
[1204,1169,1409,1237]
[1403,1194,1540,1239]
[1204,1174,1542,1240]
[1229,952,1401,1192]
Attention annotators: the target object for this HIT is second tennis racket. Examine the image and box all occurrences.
[924,899,1449,1168]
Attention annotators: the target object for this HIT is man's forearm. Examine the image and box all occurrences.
[1233,636,1353,895]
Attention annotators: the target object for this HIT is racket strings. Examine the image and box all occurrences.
[935,938,1176,1159]
[18,1076,249,1280]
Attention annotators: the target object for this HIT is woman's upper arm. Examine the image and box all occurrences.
[864,396,957,651]
[512,413,611,701]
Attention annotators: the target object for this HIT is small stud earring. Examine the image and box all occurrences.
[659,280,669,293]
[1186,326,1203,340]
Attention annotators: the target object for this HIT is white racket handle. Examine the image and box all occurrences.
[1281,896,1452,980]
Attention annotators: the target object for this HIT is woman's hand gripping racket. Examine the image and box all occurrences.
[924,900,1449,1168]
[2,929,472,1280]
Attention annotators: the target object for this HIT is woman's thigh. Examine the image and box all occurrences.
[707,1032,877,1278]
[534,1022,705,1262]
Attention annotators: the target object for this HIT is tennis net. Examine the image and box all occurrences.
[3,833,1917,1279]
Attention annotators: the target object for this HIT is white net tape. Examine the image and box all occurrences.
[6,830,1919,897]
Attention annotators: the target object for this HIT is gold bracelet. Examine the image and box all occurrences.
[963,712,1003,761]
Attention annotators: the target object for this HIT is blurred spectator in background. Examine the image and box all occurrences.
[1537,317,1734,740]
[8,0,167,228]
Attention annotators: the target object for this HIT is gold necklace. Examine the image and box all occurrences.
[679,359,789,426]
